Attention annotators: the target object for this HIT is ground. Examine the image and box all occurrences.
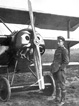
[0,49,79,106]
[0,66,79,106]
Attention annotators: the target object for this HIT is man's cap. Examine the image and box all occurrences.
[57,36,65,42]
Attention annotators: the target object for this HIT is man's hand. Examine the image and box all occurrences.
[51,62,60,73]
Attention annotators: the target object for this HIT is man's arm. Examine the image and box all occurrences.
[60,48,69,70]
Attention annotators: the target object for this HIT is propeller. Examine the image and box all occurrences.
[28,0,45,90]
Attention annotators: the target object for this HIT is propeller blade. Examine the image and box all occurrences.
[28,0,36,39]
[28,0,45,90]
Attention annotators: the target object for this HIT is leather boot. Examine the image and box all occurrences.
[61,90,66,103]
[55,90,66,106]
[54,87,61,103]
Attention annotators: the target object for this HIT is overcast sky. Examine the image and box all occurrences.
[0,0,79,17]
[0,0,79,48]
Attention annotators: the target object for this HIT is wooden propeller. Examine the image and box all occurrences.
[28,0,45,90]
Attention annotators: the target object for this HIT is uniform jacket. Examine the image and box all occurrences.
[53,46,69,71]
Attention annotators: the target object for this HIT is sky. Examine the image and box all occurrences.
[0,0,79,48]
[0,0,79,17]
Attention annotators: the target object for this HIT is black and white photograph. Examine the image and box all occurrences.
[0,0,79,106]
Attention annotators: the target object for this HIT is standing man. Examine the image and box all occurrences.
[51,36,69,105]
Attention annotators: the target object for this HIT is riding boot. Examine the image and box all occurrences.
[61,90,66,102]
[54,87,61,103]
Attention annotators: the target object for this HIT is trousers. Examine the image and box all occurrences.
[53,69,66,101]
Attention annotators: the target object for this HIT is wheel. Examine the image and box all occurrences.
[0,77,11,101]
[42,72,55,96]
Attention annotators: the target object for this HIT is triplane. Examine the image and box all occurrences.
[0,0,55,101]
[0,0,79,102]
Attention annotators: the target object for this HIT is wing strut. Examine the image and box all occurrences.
[67,20,70,58]
[0,18,12,34]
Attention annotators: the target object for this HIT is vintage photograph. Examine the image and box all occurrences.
[0,0,79,106]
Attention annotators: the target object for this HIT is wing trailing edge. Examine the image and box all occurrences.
[0,7,79,31]
[44,38,79,49]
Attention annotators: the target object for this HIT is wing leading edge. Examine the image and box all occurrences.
[0,7,79,31]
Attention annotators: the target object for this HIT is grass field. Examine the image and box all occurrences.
[42,49,79,63]
[0,49,79,106]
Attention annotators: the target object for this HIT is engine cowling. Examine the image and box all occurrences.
[36,32,45,55]
[13,29,45,60]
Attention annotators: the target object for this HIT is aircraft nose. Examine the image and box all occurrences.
[36,33,45,45]
[36,33,45,55]
[21,34,30,45]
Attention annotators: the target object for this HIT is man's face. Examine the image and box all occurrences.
[57,39,64,47]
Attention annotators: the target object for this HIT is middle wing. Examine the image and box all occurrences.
[44,38,79,49]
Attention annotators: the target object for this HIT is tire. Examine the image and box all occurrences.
[0,77,11,101]
[42,72,55,96]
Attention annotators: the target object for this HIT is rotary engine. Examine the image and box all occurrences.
[14,29,45,61]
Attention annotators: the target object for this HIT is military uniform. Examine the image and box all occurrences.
[52,45,69,103]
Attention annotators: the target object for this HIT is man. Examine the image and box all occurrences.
[51,36,69,105]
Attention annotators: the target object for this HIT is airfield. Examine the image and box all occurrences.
[0,48,79,106]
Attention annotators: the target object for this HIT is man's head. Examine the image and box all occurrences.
[57,36,65,47]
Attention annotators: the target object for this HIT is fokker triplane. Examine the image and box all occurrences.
[0,0,79,102]
[0,0,55,101]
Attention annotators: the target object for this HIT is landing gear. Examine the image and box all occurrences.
[42,72,55,96]
[0,72,55,101]
[0,77,11,102]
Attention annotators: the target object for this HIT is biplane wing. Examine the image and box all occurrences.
[44,38,79,49]
[0,2,79,71]
[0,7,79,48]
[42,62,79,72]
[0,7,79,31]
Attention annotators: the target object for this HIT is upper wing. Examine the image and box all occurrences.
[44,38,79,49]
[0,7,79,31]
